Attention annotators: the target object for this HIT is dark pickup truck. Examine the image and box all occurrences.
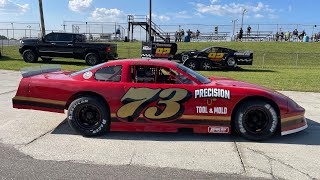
[19,32,118,66]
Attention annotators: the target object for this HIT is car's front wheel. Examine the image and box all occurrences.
[23,50,38,63]
[68,96,110,136]
[234,100,278,141]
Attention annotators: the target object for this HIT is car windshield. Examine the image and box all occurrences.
[176,64,211,84]
[200,47,212,52]
[70,63,106,76]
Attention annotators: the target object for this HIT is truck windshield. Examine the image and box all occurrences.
[70,63,106,76]
[176,64,211,84]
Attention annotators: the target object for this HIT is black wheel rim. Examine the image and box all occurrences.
[243,107,270,133]
[75,104,102,129]
[187,61,196,69]
[202,61,211,70]
[88,55,97,65]
[26,52,34,62]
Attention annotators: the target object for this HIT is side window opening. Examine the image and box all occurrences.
[57,34,73,42]
[95,65,122,82]
[131,65,194,85]
[45,33,57,42]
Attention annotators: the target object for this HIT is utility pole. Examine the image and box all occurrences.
[241,9,247,29]
[149,0,152,42]
[232,19,238,41]
[38,0,46,37]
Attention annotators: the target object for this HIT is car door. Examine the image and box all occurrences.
[38,33,58,57]
[55,33,74,58]
[115,64,196,126]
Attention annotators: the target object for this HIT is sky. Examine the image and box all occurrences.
[0,0,319,37]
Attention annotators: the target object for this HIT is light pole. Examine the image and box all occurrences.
[232,19,238,40]
[241,9,247,29]
[11,22,14,39]
[38,0,46,37]
[149,0,152,42]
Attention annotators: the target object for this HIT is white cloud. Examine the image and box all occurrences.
[0,0,29,14]
[152,13,171,22]
[195,1,278,19]
[89,8,125,22]
[174,11,192,19]
[68,0,92,12]
[254,14,264,18]
[210,0,219,3]
[288,5,292,12]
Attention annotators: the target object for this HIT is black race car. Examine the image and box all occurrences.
[172,46,253,70]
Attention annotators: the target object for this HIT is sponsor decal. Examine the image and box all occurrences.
[83,71,93,79]
[195,88,230,99]
[196,106,227,115]
[142,46,152,50]
[208,126,230,133]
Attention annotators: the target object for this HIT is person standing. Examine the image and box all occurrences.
[247,25,251,36]
[239,28,243,41]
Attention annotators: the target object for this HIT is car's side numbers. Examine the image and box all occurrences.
[117,88,191,121]
[155,48,171,57]
[208,53,224,59]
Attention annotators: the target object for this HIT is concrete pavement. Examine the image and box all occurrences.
[0,69,319,179]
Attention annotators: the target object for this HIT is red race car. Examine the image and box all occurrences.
[12,60,307,141]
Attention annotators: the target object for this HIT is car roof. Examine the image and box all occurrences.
[105,59,178,68]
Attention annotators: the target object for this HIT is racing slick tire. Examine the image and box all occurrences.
[68,96,110,136]
[181,54,189,62]
[226,57,236,68]
[85,53,101,66]
[41,57,52,63]
[184,59,199,70]
[234,100,278,141]
[23,49,38,63]
[200,60,213,71]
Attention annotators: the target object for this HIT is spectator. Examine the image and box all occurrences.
[180,29,185,42]
[196,29,200,39]
[165,33,170,43]
[247,25,251,36]
[293,29,298,41]
[175,31,179,42]
[239,28,243,41]
[298,30,306,40]
[275,32,279,41]
[285,31,290,41]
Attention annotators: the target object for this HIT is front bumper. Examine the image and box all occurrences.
[281,115,308,136]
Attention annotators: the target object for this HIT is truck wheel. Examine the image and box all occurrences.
[85,53,101,66]
[200,60,213,71]
[68,96,110,136]
[23,50,38,63]
[41,57,52,63]
[234,100,278,141]
[226,57,236,68]
[184,59,199,70]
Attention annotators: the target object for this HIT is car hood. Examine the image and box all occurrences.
[21,38,39,43]
[208,76,275,92]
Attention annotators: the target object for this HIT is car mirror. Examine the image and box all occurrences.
[42,37,45,42]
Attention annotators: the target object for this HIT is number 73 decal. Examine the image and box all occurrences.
[117,88,191,121]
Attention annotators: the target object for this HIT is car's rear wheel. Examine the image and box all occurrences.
[68,96,110,136]
[41,57,52,63]
[23,50,38,63]
[234,100,278,141]
[200,60,213,71]
[184,59,199,70]
[226,57,236,68]
[85,53,101,66]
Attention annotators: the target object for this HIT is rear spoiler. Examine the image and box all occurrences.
[20,65,61,78]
